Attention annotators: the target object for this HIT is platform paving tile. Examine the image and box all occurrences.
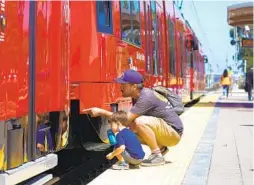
[206,108,253,185]
[181,107,220,185]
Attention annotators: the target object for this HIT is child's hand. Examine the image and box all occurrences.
[106,153,114,160]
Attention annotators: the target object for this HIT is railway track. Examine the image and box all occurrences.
[45,146,117,185]
[18,145,116,185]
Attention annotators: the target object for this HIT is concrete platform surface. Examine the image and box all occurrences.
[88,90,253,185]
[88,106,215,185]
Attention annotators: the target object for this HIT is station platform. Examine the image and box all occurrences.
[199,89,253,108]
[88,89,253,185]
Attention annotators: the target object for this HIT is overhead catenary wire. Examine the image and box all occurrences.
[190,0,220,71]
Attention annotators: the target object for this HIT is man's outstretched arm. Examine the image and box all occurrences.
[82,107,113,118]
[83,107,140,124]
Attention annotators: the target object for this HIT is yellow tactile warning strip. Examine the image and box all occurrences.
[88,105,217,185]
[199,93,220,104]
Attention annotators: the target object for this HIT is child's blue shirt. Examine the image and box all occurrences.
[115,128,145,160]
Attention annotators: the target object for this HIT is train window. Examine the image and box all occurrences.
[120,0,141,46]
[144,2,154,74]
[131,1,141,46]
[120,1,132,42]
[96,1,113,34]
[168,19,175,75]
[151,1,158,75]
[179,32,184,77]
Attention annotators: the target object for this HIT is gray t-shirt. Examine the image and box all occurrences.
[130,88,183,134]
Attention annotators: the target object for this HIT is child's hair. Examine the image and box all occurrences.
[108,110,128,126]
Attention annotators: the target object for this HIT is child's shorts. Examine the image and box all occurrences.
[122,150,143,165]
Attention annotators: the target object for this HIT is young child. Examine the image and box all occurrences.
[106,110,145,170]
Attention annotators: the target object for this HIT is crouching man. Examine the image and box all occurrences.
[84,70,183,167]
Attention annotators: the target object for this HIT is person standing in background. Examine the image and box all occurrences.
[245,68,253,101]
[220,69,232,99]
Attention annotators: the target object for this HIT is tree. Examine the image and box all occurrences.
[228,26,253,73]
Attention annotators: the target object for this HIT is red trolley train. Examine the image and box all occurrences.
[0,1,206,184]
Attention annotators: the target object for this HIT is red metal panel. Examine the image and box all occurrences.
[1,1,69,119]
[99,34,118,82]
[0,39,6,120]
[79,83,118,111]
[0,0,7,120]
[70,1,101,83]
[17,2,29,117]
[35,1,69,113]
[35,1,50,113]
[4,2,23,119]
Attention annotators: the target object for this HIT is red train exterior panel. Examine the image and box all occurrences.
[35,1,69,113]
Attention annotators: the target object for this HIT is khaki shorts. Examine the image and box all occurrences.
[135,116,181,147]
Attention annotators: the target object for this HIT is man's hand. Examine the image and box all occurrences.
[82,107,105,117]
[83,107,113,118]
[106,152,114,160]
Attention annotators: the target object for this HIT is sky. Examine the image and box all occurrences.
[180,0,251,74]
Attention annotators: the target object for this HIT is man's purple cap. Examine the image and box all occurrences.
[115,69,144,84]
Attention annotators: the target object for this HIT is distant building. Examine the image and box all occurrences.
[227,2,253,74]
